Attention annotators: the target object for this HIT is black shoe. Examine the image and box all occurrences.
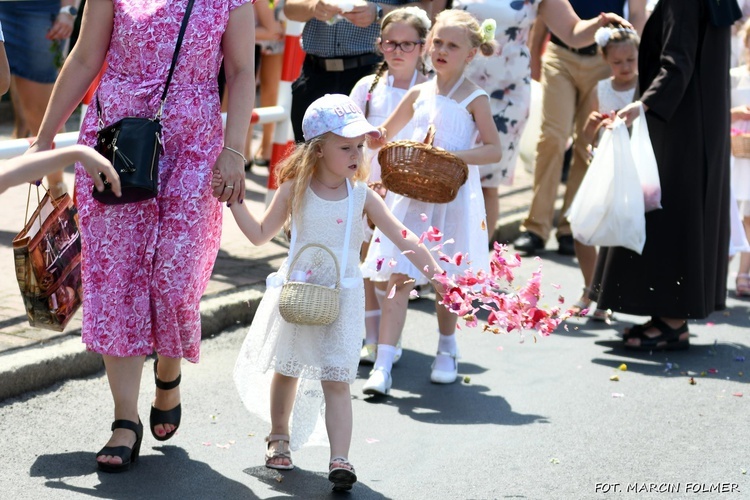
[150,359,182,442]
[557,234,576,256]
[512,231,545,254]
[96,419,144,473]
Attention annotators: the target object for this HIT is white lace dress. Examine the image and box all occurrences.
[234,181,367,450]
[596,79,636,114]
[362,78,490,284]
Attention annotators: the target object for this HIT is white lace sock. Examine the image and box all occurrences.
[364,310,381,345]
[373,344,398,373]
[434,332,457,372]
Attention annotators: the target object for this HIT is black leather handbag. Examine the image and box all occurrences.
[93,0,194,205]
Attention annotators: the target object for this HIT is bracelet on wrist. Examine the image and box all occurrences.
[222,146,247,164]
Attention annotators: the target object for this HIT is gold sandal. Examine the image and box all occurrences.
[265,434,293,470]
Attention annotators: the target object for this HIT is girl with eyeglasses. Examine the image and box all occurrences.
[350,6,431,368]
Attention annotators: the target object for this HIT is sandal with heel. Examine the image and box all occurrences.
[736,274,750,298]
[265,434,294,470]
[150,359,181,441]
[329,457,357,491]
[96,419,143,473]
[623,317,689,351]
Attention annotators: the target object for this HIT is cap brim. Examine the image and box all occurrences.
[335,119,381,139]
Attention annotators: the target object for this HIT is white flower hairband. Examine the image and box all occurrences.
[480,19,496,43]
[594,26,637,47]
[392,5,432,30]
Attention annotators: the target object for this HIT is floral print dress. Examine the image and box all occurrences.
[453,0,541,187]
[75,0,252,362]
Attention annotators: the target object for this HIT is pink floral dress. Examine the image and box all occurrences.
[75,0,252,362]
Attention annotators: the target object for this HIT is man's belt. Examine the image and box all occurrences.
[549,34,599,56]
[306,53,383,72]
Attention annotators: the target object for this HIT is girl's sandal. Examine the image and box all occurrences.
[591,308,614,325]
[328,457,357,491]
[736,274,750,298]
[569,287,592,317]
[265,434,294,470]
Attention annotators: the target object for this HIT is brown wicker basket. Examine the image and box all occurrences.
[278,243,341,326]
[732,133,750,158]
[378,125,469,203]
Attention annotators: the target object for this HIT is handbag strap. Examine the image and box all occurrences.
[96,0,196,123]
[289,180,354,283]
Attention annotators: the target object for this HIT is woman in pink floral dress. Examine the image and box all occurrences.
[30,0,255,472]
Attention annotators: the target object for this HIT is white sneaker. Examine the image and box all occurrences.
[362,368,392,396]
[359,343,376,365]
[430,351,458,384]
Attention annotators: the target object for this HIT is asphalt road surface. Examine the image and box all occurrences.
[1,250,748,499]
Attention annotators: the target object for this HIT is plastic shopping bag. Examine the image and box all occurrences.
[13,187,83,331]
[630,103,662,212]
[567,118,646,254]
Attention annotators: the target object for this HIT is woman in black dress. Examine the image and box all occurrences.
[592,0,742,350]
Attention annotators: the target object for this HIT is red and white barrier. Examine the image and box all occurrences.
[265,19,306,204]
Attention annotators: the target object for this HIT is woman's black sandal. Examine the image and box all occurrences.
[96,419,143,473]
[623,317,689,351]
[150,359,182,441]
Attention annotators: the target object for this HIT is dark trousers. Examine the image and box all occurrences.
[290,59,379,142]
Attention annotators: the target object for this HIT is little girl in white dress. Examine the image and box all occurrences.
[225,94,443,491]
[361,10,502,395]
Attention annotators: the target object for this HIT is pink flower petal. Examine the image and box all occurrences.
[401,249,415,255]
[202,442,212,446]
[401,229,407,239]
[420,213,428,221]
[388,258,397,267]
[336,218,343,224]
[387,285,396,299]
[366,438,380,444]
[374,237,380,243]
[409,289,420,298]
[376,257,384,272]
[733,392,743,397]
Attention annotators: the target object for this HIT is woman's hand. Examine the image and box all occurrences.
[211,148,246,204]
[46,11,75,40]
[597,12,632,30]
[617,101,646,127]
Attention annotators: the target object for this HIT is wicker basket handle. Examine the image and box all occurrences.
[285,243,341,288]
[422,124,436,146]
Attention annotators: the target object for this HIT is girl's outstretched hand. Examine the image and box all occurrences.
[79,147,122,197]
[367,126,387,148]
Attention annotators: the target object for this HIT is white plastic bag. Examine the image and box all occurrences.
[568,118,646,254]
[630,103,662,212]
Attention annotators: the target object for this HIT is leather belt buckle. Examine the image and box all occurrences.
[324,58,345,72]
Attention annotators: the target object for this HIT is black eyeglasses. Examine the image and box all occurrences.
[379,40,423,53]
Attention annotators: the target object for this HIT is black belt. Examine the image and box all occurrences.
[306,53,382,72]
[549,35,599,56]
